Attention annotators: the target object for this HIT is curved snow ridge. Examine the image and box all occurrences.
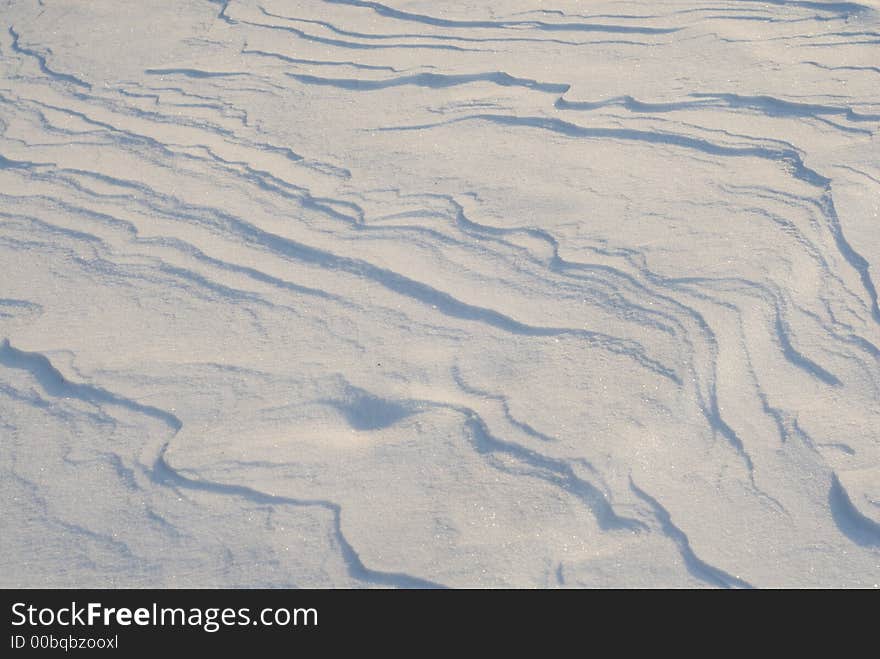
[555,93,880,128]
[379,112,880,327]
[144,68,249,79]
[295,1,681,35]
[0,339,181,433]
[324,377,648,533]
[151,442,446,588]
[378,114,833,188]
[286,71,571,95]
[7,27,91,90]
[829,474,880,546]
[241,47,402,72]
[172,200,683,382]
[629,479,753,589]
[745,0,875,18]
[237,17,481,52]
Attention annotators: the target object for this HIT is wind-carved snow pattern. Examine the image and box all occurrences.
[1,0,878,588]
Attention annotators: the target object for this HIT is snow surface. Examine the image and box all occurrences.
[1,0,879,588]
